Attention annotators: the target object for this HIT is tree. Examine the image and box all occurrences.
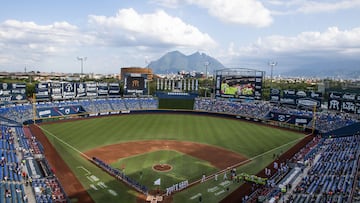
[26,83,36,98]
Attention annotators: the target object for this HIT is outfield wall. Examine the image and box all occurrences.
[29,109,316,134]
[130,109,316,134]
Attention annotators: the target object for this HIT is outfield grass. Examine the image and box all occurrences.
[40,114,305,203]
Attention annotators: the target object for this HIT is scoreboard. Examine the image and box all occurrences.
[124,73,147,95]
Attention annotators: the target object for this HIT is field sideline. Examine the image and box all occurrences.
[38,113,305,203]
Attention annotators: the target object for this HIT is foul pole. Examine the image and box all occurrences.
[311,104,317,135]
[32,93,37,124]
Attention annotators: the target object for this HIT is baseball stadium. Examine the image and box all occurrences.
[0,68,359,203]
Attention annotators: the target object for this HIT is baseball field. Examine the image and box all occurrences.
[34,113,306,203]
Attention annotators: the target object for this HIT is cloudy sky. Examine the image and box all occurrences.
[1,0,360,75]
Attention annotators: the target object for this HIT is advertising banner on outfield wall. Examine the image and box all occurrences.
[267,111,312,125]
[97,82,109,97]
[76,83,87,98]
[279,90,322,108]
[328,92,360,114]
[269,88,280,103]
[108,83,120,96]
[37,105,86,118]
[86,82,97,97]
[0,83,27,102]
[50,82,62,100]
[356,103,360,114]
[35,81,123,100]
[35,83,50,101]
[342,101,356,114]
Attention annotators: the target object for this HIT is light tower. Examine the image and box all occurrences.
[268,61,277,89]
[77,56,87,82]
[145,57,151,96]
[204,61,210,97]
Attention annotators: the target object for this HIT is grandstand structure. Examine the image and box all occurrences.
[0,79,359,202]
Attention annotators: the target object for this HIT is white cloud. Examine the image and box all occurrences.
[233,26,360,57]
[298,0,360,13]
[88,8,216,48]
[268,0,360,15]
[0,9,216,73]
[149,0,182,8]
[0,19,98,71]
[0,20,94,56]
[151,0,273,27]
[189,0,273,27]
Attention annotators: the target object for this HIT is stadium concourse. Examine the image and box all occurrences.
[0,97,359,202]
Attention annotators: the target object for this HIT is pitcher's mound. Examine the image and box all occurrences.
[152,164,172,172]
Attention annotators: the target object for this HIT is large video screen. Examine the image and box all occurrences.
[215,75,262,100]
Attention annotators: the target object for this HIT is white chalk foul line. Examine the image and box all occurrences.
[36,124,91,160]
[77,166,91,175]
[215,190,225,196]
[190,193,202,200]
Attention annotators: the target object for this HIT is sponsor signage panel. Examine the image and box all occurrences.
[0,83,27,102]
[328,92,360,114]
[268,112,312,125]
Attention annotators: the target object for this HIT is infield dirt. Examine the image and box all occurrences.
[84,140,248,169]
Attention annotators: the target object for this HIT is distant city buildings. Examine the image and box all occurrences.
[0,71,120,82]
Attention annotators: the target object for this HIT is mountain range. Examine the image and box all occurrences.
[147,51,225,74]
[148,51,360,79]
[281,60,360,79]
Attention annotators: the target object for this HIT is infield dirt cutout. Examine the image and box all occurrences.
[84,140,248,169]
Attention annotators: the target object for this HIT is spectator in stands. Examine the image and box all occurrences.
[23,194,28,202]
[1,153,5,166]
[5,189,11,198]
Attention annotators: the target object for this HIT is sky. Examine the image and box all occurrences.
[0,0,360,75]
